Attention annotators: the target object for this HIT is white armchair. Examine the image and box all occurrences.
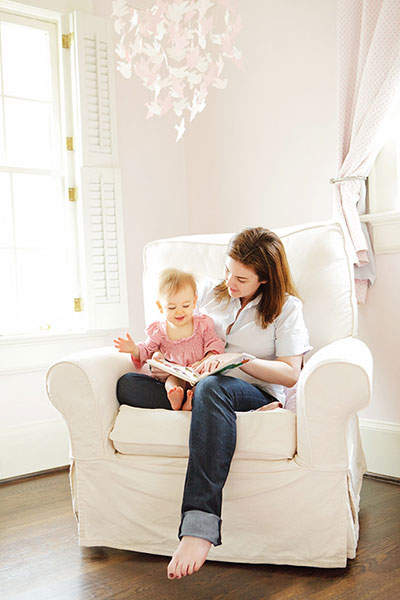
[46,220,372,568]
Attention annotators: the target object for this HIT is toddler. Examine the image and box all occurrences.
[114,268,225,411]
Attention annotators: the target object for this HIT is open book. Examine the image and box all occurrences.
[146,353,255,386]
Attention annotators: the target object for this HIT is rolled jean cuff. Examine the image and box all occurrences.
[178,510,222,546]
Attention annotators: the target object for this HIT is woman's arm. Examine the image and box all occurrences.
[196,353,302,388]
[239,355,303,388]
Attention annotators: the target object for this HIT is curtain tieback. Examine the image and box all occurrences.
[330,176,367,184]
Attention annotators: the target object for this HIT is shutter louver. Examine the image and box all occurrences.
[90,176,120,303]
[72,11,118,167]
[85,37,112,156]
[81,167,128,330]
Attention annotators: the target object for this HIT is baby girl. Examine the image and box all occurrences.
[114,268,225,411]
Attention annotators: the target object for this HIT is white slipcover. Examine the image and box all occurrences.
[46,220,372,568]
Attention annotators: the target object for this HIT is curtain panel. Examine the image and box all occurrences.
[335,0,400,302]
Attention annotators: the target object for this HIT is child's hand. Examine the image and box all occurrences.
[113,333,137,355]
[148,352,169,382]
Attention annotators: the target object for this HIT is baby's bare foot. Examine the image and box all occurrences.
[256,401,283,411]
[181,388,194,411]
[167,386,184,410]
[167,536,212,579]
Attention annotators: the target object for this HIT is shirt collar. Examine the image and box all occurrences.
[230,294,260,312]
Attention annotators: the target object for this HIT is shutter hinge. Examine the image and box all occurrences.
[62,33,73,49]
[66,137,74,151]
[74,298,84,312]
[68,187,78,202]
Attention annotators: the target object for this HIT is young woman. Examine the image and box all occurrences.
[116,227,312,580]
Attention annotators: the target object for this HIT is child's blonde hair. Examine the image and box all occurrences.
[158,268,197,299]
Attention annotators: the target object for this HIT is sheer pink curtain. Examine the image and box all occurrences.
[334,0,400,302]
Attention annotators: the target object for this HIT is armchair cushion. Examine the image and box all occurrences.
[110,405,296,460]
[143,221,357,351]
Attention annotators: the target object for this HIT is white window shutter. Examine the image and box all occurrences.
[71,12,128,330]
[79,167,129,330]
[71,11,118,167]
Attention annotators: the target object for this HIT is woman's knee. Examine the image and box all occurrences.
[193,376,234,409]
[195,375,221,395]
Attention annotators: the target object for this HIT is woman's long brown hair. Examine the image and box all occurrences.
[214,227,300,328]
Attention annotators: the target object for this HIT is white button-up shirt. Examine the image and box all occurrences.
[196,278,312,404]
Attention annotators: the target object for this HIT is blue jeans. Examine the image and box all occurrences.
[116,373,277,546]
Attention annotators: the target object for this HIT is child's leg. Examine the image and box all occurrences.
[165,375,186,410]
[181,387,194,411]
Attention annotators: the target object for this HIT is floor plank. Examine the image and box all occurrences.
[0,472,399,599]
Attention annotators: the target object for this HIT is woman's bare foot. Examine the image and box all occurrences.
[167,386,184,410]
[181,388,194,411]
[167,536,212,579]
[256,401,283,411]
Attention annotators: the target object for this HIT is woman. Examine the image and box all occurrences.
[116,227,312,580]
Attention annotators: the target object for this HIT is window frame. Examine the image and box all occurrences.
[0,0,129,347]
[362,111,400,255]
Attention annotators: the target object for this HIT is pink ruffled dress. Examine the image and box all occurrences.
[133,314,225,369]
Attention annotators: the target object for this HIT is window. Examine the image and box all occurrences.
[0,11,76,335]
[0,4,128,337]
[362,108,400,254]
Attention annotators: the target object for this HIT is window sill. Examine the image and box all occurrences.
[0,328,117,347]
[0,329,123,375]
[360,212,400,254]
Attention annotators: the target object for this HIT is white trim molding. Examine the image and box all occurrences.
[360,418,400,478]
[364,127,400,255]
[0,0,93,19]
[360,212,400,254]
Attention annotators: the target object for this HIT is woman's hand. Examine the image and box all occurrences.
[193,353,232,375]
[148,352,169,382]
[190,352,218,372]
[113,333,138,356]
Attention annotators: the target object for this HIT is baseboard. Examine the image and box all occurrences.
[0,419,70,481]
[0,465,69,485]
[364,472,400,485]
[360,418,400,479]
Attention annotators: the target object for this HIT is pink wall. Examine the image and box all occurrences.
[94,1,190,336]
[358,254,400,422]
[184,0,336,234]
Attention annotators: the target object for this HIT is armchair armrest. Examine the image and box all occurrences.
[296,337,373,469]
[46,347,133,459]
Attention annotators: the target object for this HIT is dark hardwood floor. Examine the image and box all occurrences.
[0,470,399,600]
